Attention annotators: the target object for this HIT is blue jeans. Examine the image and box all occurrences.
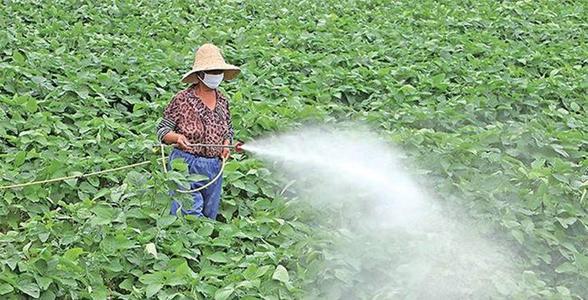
[168,148,223,219]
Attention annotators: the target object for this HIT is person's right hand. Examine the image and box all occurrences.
[176,134,191,150]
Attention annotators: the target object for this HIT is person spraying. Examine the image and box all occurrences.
[156,43,240,219]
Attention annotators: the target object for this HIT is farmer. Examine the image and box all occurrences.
[156,43,240,219]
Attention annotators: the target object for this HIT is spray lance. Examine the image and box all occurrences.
[157,141,246,154]
[182,141,246,153]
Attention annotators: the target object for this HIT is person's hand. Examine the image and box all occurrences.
[221,139,230,160]
[176,135,191,150]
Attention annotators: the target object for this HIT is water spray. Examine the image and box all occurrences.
[237,127,520,298]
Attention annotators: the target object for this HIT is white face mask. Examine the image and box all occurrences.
[199,72,224,89]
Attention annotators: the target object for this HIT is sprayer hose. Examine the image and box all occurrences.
[0,144,228,193]
[160,144,227,193]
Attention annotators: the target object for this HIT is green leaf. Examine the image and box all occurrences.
[39,290,56,300]
[17,282,40,298]
[214,286,234,300]
[157,215,177,228]
[38,232,50,243]
[119,278,134,291]
[232,180,259,193]
[145,283,163,298]
[556,217,577,229]
[208,252,229,263]
[12,51,25,64]
[139,272,165,285]
[400,84,416,94]
[551,144,569,158]
[91,189,111,201]
[90,286,108,300]
[145,243,158,258]
[431,73,447,89]
[197,223,214,237]
[552,174,568,184]
[556,286,571,296]
[171,159,188,172]
[256,265,271,278]
[14,151,26,166]
[110,184,126,202]
[24,97,38,113]
[574,253,588,272]
[243,265,258,280]
[35,275,52,290]
[236,280,256,289]
[0,283,14,295]
[166,271,188,286]
[63,247,84,260]
[555,262,575,274]
[272,265,289,283]
[569,102,580,112]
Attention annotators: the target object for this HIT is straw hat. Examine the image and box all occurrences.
[181,43,240,83]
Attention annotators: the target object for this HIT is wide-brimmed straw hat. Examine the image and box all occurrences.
[181,43,240,83]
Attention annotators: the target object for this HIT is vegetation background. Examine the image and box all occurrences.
[1,0,586,299]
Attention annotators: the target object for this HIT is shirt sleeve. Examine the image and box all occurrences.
[156,95,181,142]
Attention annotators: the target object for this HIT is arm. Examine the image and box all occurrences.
[156,117,176,143]
[156,96,191,150]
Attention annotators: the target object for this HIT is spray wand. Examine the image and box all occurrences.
[183,142,246,153]
[159,142,246,153]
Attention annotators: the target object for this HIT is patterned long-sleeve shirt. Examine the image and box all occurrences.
[156,84,234,158]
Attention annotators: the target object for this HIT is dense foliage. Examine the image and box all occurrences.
[1,0,586,299]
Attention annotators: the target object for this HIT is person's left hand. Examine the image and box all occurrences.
[221,139,230,160]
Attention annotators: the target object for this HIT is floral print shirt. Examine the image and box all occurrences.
[156,84,234,158]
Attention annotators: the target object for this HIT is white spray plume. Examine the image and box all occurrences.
[243,125,521,298]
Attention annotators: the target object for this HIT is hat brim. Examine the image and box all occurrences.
[181,64,241,83]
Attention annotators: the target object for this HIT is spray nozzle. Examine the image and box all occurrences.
[235,141,245,153]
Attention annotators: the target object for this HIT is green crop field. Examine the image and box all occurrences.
[1,0,587,299]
